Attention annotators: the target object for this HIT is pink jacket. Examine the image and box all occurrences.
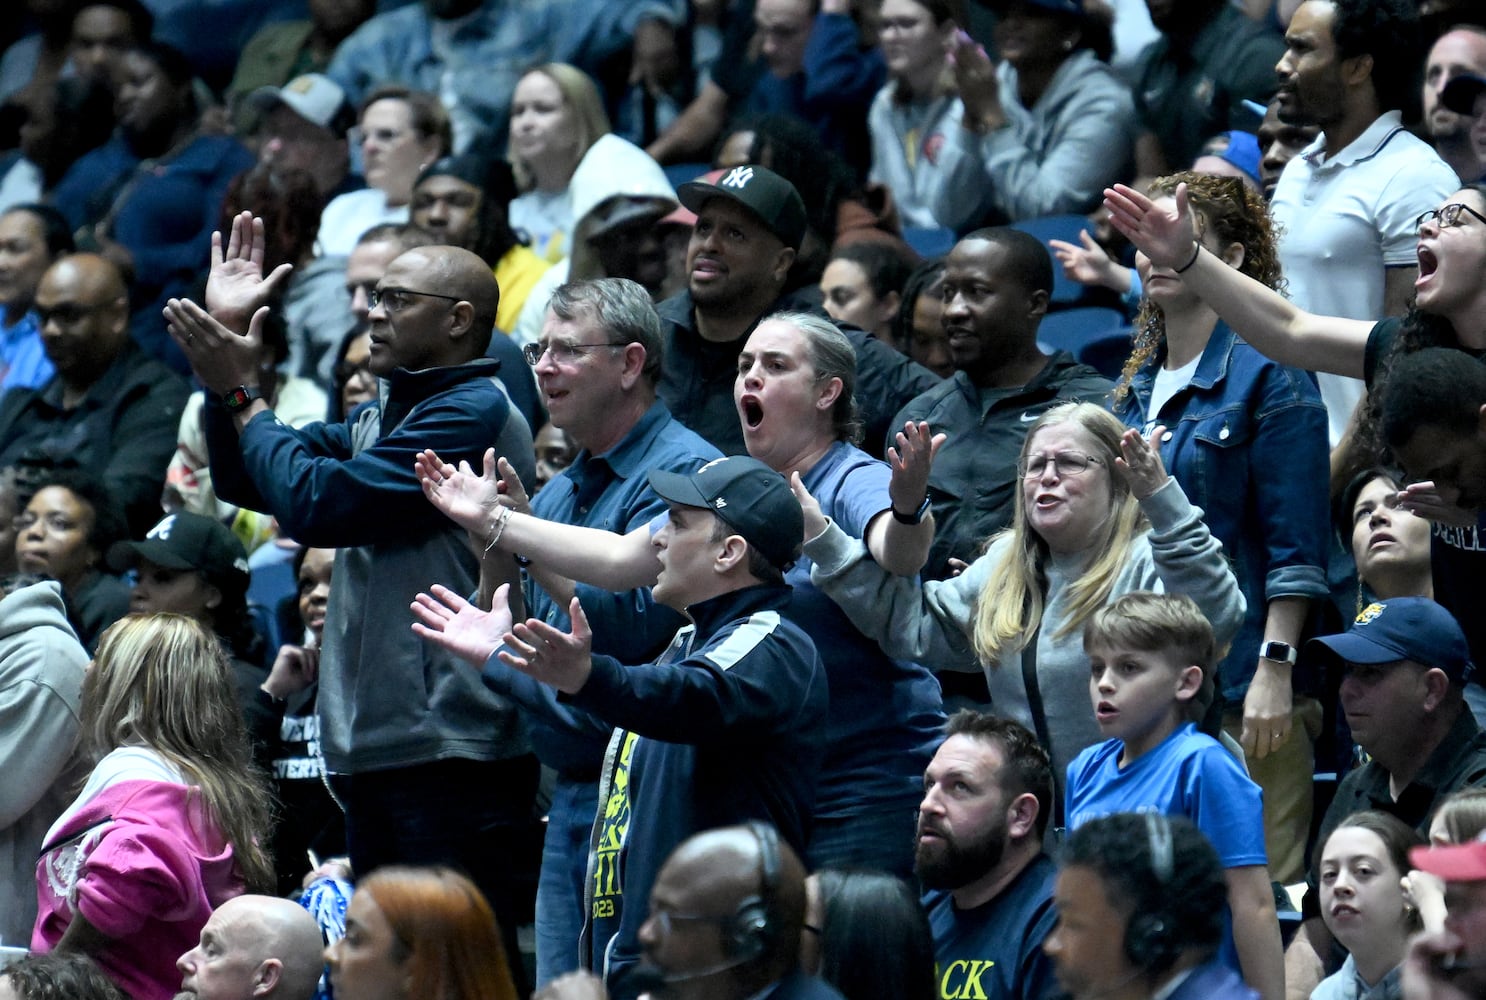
[33,777,245,1000]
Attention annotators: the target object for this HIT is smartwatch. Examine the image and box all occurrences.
[1259,640,1298,666]
[892,495,932,526]
[222,385,263,414]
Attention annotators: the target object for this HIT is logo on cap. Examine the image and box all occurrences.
[147,515,177,541]
[1356,602,1385,625]
[721,166,755,189]
[714,497,727,509]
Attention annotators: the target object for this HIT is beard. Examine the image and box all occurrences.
[914,817,1008,891]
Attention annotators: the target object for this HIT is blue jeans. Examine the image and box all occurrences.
[806,797,919,879]
[334,756,541,992]
[535,776,598,986]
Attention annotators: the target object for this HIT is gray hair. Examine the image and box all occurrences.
[764,311,861,443]
[548,278,664,385]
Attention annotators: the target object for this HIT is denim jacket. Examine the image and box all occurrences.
[1113,321,1329,699]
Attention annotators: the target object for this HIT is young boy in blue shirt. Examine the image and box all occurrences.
[1064,592,1283,1000]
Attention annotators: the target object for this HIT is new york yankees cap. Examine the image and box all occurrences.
[676,164,808,251]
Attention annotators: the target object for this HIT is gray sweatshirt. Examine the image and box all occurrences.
[805,477,1244,778]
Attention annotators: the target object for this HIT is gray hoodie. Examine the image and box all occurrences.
[0,580,86,945]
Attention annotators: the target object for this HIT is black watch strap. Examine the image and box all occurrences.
[222,385,263,413]
[892,495,932,525]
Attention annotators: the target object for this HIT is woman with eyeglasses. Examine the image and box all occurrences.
[1105,180,1486,715]
[316,86,450,257]
[1108,171,1329,885]
[792,400,1242,784]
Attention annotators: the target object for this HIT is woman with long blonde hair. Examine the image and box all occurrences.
[33,614,274,1000]
[798,401,1242,782]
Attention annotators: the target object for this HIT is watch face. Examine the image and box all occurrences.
[1263,641,1295,663]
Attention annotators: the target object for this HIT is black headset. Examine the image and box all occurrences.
[1123,813,1181,973]
[725,821,781,961]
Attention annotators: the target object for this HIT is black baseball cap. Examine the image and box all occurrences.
[649,456,803,571]
[676,164,807,250]
[108,512,251,596]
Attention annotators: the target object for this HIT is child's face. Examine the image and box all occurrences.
[1087,644,1196,761]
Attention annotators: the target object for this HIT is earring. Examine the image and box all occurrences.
[1062,39,1074,51]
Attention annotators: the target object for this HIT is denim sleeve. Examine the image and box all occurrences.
[1251,369,1330,603]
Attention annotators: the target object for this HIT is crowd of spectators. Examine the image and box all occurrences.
[3,1,1486,1000]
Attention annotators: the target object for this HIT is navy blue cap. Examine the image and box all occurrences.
[649,456,803,571]
[1307,597,1475,685]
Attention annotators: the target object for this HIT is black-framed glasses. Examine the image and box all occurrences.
[1415,203,1486,235]
[1017,452,1104,479]
[369,287,463,314]
[521,340,629,366]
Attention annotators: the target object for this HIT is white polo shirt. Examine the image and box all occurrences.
[1270,110,1458,445]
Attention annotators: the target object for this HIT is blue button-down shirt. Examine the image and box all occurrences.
[0,308,54,393]
[524,398,721,775]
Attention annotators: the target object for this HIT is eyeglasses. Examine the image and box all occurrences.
[646,909,734,937]
[35,302,105,327]
[1017,451,1103,479]
[1415,203,1486,235]
[13,511,82,534]
[369,287,463,314]
[334,359,375,385]
[521,340,628,366]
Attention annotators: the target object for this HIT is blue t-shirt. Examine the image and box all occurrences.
[923,854,1063,1000]
[792,441,944,819]
[1065,722,1266,972]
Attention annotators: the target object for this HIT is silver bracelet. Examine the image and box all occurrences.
[483,506,511,556]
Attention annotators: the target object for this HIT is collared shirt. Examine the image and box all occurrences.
[526,399,721,776]
[1304,708,1486,917]
[1270,111,1457,443]
[0,308,53,392]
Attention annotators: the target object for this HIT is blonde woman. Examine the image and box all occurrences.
[796,401,1243,780]
[507,64,613,262]
[33,615,274,1000]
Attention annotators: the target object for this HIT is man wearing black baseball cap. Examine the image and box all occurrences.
[1288,598,1486,987]
[655,164,937,457]
[413,454,826,999]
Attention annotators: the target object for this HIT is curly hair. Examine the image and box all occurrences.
[1348,183,1486,472]
[1113,172,1284,403]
